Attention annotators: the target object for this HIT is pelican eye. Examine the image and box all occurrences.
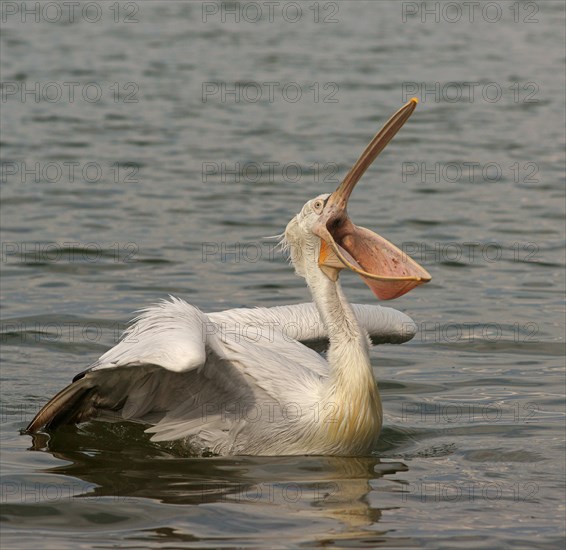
[313,200,324,213]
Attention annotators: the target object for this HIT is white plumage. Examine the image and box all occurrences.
[27,99,430,456]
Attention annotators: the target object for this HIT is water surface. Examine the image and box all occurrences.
[1,1,565,548]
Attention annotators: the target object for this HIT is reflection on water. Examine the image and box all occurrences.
[5,423,410,545]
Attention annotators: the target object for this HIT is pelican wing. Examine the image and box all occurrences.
[26,358,261,453]
[26,298,327,453]
[145,322,327,450]
[210,302,416,352]
[26,299,239,435]
[26,298,415,450]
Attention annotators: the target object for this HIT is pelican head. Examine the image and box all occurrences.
[284,99,431,300]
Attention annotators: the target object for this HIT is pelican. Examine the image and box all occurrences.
[27,99,431,456]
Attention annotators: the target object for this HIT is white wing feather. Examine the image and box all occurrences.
[91,297,207,373]
[28,297,416,453]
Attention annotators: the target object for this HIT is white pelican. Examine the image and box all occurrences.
[27,99,431,456]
